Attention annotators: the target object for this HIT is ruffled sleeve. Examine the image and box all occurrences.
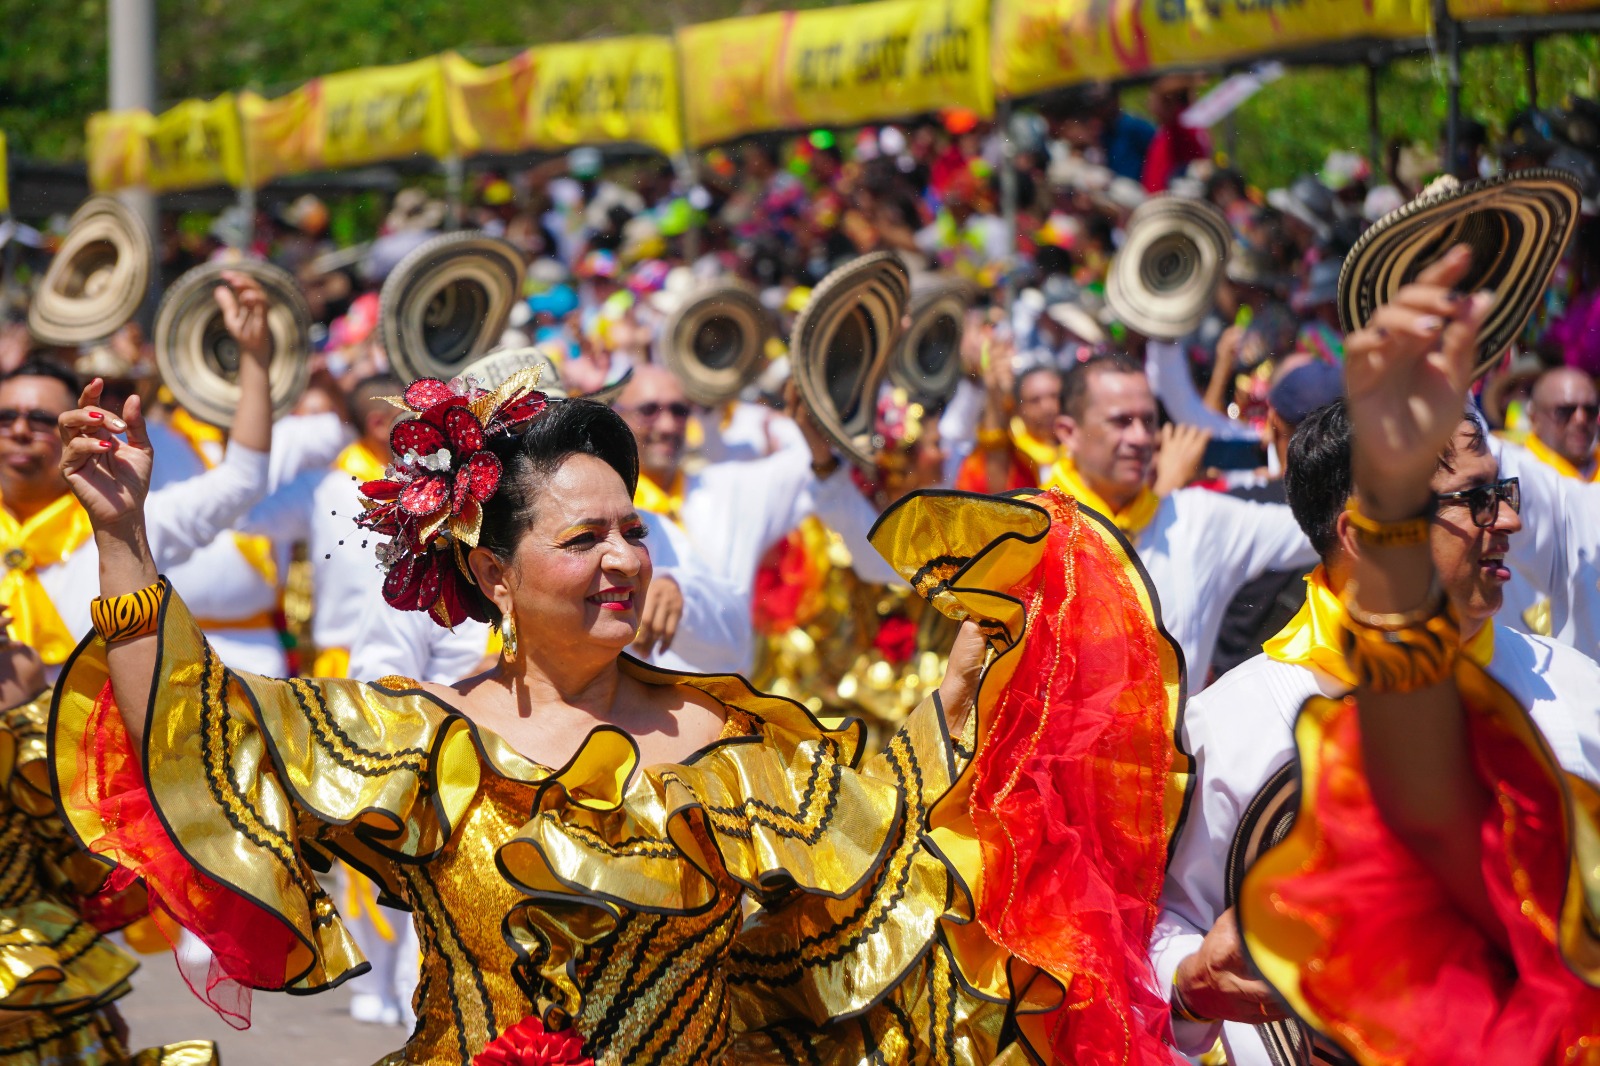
[497,488,1188,1066]
[0,692,141,1017]
[49,578,483,1020]
[1239,661,1600,1066]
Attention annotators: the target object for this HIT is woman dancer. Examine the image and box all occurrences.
[49,366,1186,1064]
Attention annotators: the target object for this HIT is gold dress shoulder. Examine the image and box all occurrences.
[0,690,215,1066]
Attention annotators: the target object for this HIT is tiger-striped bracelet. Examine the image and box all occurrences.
[90,584,162,643]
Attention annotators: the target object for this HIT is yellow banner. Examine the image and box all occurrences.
[315,57,451,170]
[441,50,535,157]
[86,110,153,192]
[145,94,245,192]
[992,0,1430,97]
[239,84,321,188]
[679,0,993,148]
[1449,0,1598,17]
[0,132,8,215]
[525,37,683,157]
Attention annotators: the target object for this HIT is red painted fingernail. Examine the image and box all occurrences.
[99,440,113,449]
[88,411,103,420]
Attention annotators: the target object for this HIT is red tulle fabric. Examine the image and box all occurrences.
[954,446,1039,494]
[1259,696,1600,1065]
[473,1017,594,1065]
[971,492,1175,1064]
[75,682,298,1029]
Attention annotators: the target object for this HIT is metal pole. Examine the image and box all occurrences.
[234,184,255,251]
[108,0,158,319]
[1367,60,1383,167]
[1523,38,1537,107]
[1437,0,1463,177]
[443,155,465,230]
[672,151,700,264]
[996,98,1019,310]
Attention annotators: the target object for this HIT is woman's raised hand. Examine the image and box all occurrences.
[58,378,153,534]
[214,270,271,363]
[1342,244,1494,519]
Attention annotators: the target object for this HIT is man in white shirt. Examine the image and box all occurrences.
[1492,435,1600,660]
[615,366,819,670]
[0,275,278,676]
[1049,353,1317,689]
[1153,400,1600,1066]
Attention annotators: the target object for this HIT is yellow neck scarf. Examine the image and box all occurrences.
[634,471,686,524]
[1009,417,1060,470]
[168,407,278,588]
[334,440,389,484]
[1525,433,1600,483]
[0,493,95,665]
[1047,458,1160,536]
[1264,565,1495,687]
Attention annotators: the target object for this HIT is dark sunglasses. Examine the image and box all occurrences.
[1432,477,1520,529]
[0,408,60,436]
[1552,403,1600,423]
[624,401,692,422]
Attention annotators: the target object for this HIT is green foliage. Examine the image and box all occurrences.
[1,0,1596,194]
[1228,34,1600,187]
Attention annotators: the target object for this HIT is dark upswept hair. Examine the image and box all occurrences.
[1060,350,1145,420]
[465,399,640,620]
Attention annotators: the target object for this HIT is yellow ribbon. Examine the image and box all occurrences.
[0,493,95,665]
[1264,565,1495,687]
[1008,417,1060,472]
[168,408,279,588]
[1046,457,1160,536]
[634,471,686,525]
[1524,433,1600,483]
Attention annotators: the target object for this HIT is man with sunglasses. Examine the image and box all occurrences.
[615,364,819,672]
[0,274,280,677]
[1524,366,1600,482]
[1152,371,1600,1066]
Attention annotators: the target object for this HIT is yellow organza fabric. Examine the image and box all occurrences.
[0,691,216,1065]
[0,494,95,665]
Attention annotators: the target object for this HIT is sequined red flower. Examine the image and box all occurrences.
[873,614,919,666]
[473,1017,593,1066]
[357,372,549,628]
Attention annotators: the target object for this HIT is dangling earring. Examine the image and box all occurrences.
[501,612,518,662]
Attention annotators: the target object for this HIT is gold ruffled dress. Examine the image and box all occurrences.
[0,691,214,1065]
[49,489,1188,1066]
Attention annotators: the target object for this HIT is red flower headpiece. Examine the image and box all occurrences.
[357,369,549,628]
[473,1017,593,1066]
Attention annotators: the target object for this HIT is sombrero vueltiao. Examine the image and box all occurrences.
[154,259,312,427]
[891,278,975,405]
[29,196,153,346]
[1105,195,1231,340]
[791,252,911,469]
[1339,168,1582,380]
[661,284,775,407]
[380,231,525,384]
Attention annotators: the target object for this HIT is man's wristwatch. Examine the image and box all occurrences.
[1170,979,1214,1025]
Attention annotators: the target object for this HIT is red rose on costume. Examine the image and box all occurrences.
[873,615,918,666]
[473,1017,593,1066]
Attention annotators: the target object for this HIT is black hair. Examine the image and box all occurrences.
[2,357,81,401]
[466,399,640,620]
[1060,350,1144,421]
[1284,398,1352,559]
[1013,364,1064,406]
[346,372,403,427]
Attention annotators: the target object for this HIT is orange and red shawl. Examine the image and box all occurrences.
[973,492,1177,1064]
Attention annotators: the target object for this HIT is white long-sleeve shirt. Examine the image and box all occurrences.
[147,414,350,675]
[1150,629,1600,1065]
[1493,438,1600,662]
[39,442,273,677]
[1130,488,1317,691]
[346,510,751,684]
